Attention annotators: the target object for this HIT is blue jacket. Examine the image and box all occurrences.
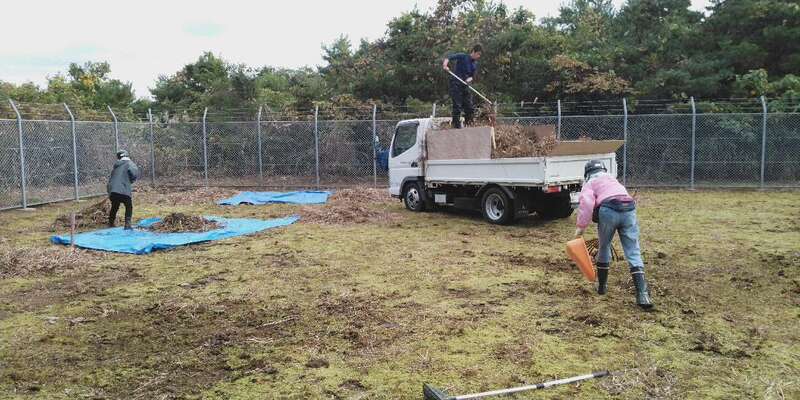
[448,53,477,83]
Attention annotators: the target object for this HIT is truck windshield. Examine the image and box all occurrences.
[392,123,418,157]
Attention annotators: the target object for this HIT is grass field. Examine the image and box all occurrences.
[0,188,798,399]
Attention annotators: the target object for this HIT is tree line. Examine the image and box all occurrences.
[1,0,798,120]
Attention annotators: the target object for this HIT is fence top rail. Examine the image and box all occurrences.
[1,112,799,127]
[3,96,798,122]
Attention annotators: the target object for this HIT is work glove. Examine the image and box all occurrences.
[466,77,473,84]
[575,227,585,238]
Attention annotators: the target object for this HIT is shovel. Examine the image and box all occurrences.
[424,371,610,400]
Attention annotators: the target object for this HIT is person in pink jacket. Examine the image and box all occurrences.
[575,160,653,309]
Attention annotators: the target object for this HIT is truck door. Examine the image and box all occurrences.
[388,121,421,196]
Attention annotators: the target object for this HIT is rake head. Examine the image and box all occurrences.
[585,238,622,262]
[423,384,454,400]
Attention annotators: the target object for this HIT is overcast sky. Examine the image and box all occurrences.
[0,0,711,99]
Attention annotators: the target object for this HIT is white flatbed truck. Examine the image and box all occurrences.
[388,118,623,224]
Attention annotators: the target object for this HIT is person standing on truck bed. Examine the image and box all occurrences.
[442,44,482,129]
[575,160,653,310]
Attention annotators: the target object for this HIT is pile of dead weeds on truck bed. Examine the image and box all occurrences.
[436,104,590,158]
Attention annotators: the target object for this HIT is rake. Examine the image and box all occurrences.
[585,238,622,262]
[446,70,494,105]
[423,371,610,400]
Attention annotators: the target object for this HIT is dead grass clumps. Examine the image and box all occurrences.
[135,186,237,206]
[472,102,559,158]
[300,188,397,225]
[600,364,678,399]
[0,244,100,278]
[148,213,221,233]
[493,125,558,158]
[53,198,117,231]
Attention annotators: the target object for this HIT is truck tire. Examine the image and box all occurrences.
[481,188,514,225]
[403,182,426,212]
[538,194,574,220]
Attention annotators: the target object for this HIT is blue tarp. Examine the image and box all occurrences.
[51,216,299,255]
[218,191,331,206]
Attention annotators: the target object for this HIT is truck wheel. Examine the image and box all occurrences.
[538,194,574,220]
[481,188,514,225]
[403,182,426,212]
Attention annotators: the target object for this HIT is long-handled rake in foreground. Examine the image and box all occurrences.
[423,371,610,400]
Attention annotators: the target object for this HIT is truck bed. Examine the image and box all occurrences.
[425,153,617,187]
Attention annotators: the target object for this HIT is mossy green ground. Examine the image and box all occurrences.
[0,189,798,399]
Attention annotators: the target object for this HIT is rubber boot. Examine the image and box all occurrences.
[631,267,653,309]
[596,263,610,295]
[124,217,132,231]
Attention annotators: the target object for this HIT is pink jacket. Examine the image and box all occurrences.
[576,174,631,229]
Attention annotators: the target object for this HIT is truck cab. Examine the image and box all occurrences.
[388,118,621,225]
[388,118,431,198]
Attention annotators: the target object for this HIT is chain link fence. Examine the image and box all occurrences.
[0,119,22,209]
[75,121,117,198]
[1,101,798,210]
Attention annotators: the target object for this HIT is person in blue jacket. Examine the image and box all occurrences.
[442,44,482,129]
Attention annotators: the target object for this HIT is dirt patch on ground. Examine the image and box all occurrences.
[496,252,574,273]
[493,339,534,365]
[0,264,139,314]
[339,378,366,390]
[52,198,117,231]
[1,297,300,398]
[148,213,221,233]
[0,244,104,279]
[261,249,303,269]
[499,280,543,299]
[305,357,330,368]
[315,290,409,357]
[300,188,399,225]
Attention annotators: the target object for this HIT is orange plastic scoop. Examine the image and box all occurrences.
[566,237,596,282]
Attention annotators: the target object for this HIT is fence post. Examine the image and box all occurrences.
[9,100,28,209]
[257,106,264,183]
[556,99,562,140]
[148,108,155,185]
[760,95,768,189]
[107,105,119,153]
[372,104,378,187]
[64,103,79,201]
[432,103,437,118]
[202,107,209,187]
[314,105,320,188]
[690,97,696,190]
[622,97,628,186]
